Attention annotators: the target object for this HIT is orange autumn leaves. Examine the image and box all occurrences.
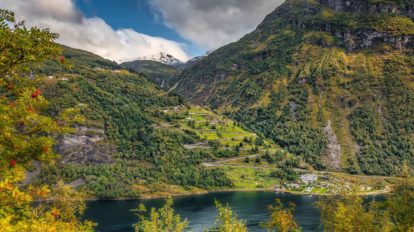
[9,159,16,168]
[31,88,41,98]
[0,9,93,231]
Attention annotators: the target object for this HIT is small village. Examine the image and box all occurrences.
[161,106,393,196]
[275,172,390,195]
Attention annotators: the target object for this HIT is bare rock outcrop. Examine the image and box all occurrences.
[324,120,341,170]
[319,0,414,19]
[57,127,114,164]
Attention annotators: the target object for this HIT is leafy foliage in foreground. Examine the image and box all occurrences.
[208,201,248,232]
[0,9,93,231]
[134,198,188,232]
[136,181,414,232]
[262,199,300,232]
[135,199,248,232]
[318,181,414,232]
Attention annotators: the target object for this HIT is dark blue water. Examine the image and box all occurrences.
[85,191,322,232]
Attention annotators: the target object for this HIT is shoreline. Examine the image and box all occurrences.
[84,188,273,202]
[84,186,391,202]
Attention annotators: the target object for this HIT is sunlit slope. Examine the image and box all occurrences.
[174,0,414,175]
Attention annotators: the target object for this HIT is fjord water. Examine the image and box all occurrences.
[85,191,322,232]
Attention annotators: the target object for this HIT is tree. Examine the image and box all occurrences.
[317,191,391,232]
[382,180,414,231]
[262,199,300,232]
[207,201,247,232]
[255,137,264,146]
[0,9,93,231]
[244,157,250,163]
[134,198,188,232]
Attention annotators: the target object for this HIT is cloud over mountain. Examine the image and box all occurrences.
[149,0,283,50]
[1,0,189,62]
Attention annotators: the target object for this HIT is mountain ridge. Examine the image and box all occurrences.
[172,0,414,175]
[135,52,184,66]
[34,46,237,198]
[122,59,180,89]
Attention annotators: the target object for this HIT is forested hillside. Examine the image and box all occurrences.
[174,0,414,175]
[32,46,235,198]
[122,60,180,90]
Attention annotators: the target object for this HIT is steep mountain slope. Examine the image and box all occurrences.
[32,46,291,199]
[31,46,236,198]
[122,60,180,89]
[121,56,206,90]
[175,0,414,175]
[186,56,205,66]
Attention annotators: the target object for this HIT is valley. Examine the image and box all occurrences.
[31,48,402,198]
[32,15,413,199]
[2,0,414,231]
[116,0,414,200]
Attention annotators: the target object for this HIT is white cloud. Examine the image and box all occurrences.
[149,0,284,50]
[0,0,189,62]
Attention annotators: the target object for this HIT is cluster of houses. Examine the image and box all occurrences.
[274,173,320,193]
[274,172,378,194]
[274,173,336,193]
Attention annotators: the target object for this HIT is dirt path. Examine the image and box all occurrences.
[202,154,262,167]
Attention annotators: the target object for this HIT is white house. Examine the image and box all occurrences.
[300,174,318,184]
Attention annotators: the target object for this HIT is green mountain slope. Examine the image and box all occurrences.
[121,60,180,89]
[174,0,414,175]
[31,46,231,198]
[32,46,289,199]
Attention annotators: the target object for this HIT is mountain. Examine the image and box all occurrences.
[122,60,180,89]
[32,45,290,199]
[121,55,205,90]
[186,56,205,66]
[32,46,237,198]
[137,52,184,66]
[173,0,414,175]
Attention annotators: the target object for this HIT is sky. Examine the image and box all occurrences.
[0,0,284,63]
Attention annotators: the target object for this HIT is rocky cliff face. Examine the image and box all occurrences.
[57,127,114,164]
[174,0,414,175]
[260,0,414,51]
[306,23,414,51]
[316,0,414,51]
[319,0,413,18]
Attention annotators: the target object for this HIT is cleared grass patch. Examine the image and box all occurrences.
[218,166,277,189]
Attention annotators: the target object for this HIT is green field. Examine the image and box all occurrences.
[163,105,282,158]
[162,105,399,195]
[217,166,277,189]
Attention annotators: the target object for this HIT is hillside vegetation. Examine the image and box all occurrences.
[122,60,180,89]
[30,46,296,198]
[174,0,414,176]
[32,47,236,198]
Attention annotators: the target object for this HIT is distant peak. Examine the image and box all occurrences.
[137,52,184,66]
